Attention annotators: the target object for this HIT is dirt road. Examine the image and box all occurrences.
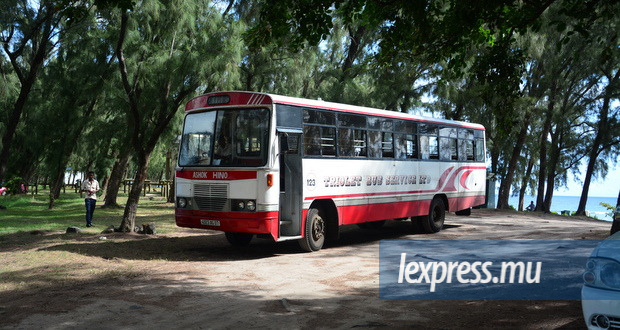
[1,209,612,329]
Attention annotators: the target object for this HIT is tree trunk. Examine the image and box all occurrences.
[518,156,534,211]
[104,149,131,208]
[165,149,172,181]
[331,25,366,103]
[48,169,65,209]
[611,190,620,236]
[542,126,563,213]
[167,175,176,203]
[497,112,531,209]
[543,177,554,213]
[576,70,619,215]
[119,155,150,232]
[536,100,554,211]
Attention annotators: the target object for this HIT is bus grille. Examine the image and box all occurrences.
[194,184,228,211]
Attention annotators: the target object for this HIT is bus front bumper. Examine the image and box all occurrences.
[175,209,279,240]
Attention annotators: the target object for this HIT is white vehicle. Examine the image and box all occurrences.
[175,92,487,251]
[582,231,620,329]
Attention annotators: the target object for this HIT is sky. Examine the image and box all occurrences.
[556,164,619,198]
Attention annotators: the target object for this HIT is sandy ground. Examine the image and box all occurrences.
[0,209,613,329]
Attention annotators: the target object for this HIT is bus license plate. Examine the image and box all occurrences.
[200,219,220,226]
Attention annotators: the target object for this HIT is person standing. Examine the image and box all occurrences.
[81,171,100,227]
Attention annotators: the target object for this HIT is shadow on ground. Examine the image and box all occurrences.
[38,220,461,262]
[0,267,586,329]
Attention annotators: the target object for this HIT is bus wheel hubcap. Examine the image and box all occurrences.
[313,217,324,241]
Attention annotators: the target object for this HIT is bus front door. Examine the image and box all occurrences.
[278,132,303,237]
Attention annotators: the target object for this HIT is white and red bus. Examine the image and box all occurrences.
[176,91,486,251]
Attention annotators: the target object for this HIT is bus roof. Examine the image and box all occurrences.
[185,91,485,130]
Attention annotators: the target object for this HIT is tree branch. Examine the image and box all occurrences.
[115,10,143,157]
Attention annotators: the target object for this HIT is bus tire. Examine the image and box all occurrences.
[422,198,445,233]
[455,208,471,216]
[299,208,325,252]
[225,232,253,247]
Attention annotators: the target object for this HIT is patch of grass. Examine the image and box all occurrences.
[0,192,176,235]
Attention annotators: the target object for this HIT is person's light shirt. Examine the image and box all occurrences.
[81,179,100,200]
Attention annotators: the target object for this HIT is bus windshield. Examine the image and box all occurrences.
[179,108,270,167]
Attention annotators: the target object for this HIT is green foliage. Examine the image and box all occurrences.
[600,202,616,218]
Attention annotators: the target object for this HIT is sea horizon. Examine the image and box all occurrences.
[507,195,616,222]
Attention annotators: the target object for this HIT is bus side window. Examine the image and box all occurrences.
[303,125,321,156]
[475,138,485,161]
[304,109,336,125]
[474,130,485,162]
[406,134,417,159]
[429,136,439,159]
[338,128,354,157]
[420,123,439,160]
[353,129,367,157]
[382,132,394,158]
[458,139,474,161]
[419,136,430,160]
[395,134,407,159]
[439,137,457,160]
[368,131,382,158]
[321,127,336,156]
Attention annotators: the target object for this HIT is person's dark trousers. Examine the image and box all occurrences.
[85,198,96,227]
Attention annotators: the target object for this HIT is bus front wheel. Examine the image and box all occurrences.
[299,208,325,252]
[225,232,253,247]
[422,198,445,233]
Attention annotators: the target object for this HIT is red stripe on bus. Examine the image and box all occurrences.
[176,170,257,180]
[443,166,487,192]
[435,166,455,191]
[460,170,474,190]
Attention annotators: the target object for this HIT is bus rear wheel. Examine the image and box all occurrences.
[299,208,325,252]
[225,232,253,246]
[422,198,445,233]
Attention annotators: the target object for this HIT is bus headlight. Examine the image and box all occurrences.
[177,197,188,208]
[232,199,256,212]
[246,200,256,211]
